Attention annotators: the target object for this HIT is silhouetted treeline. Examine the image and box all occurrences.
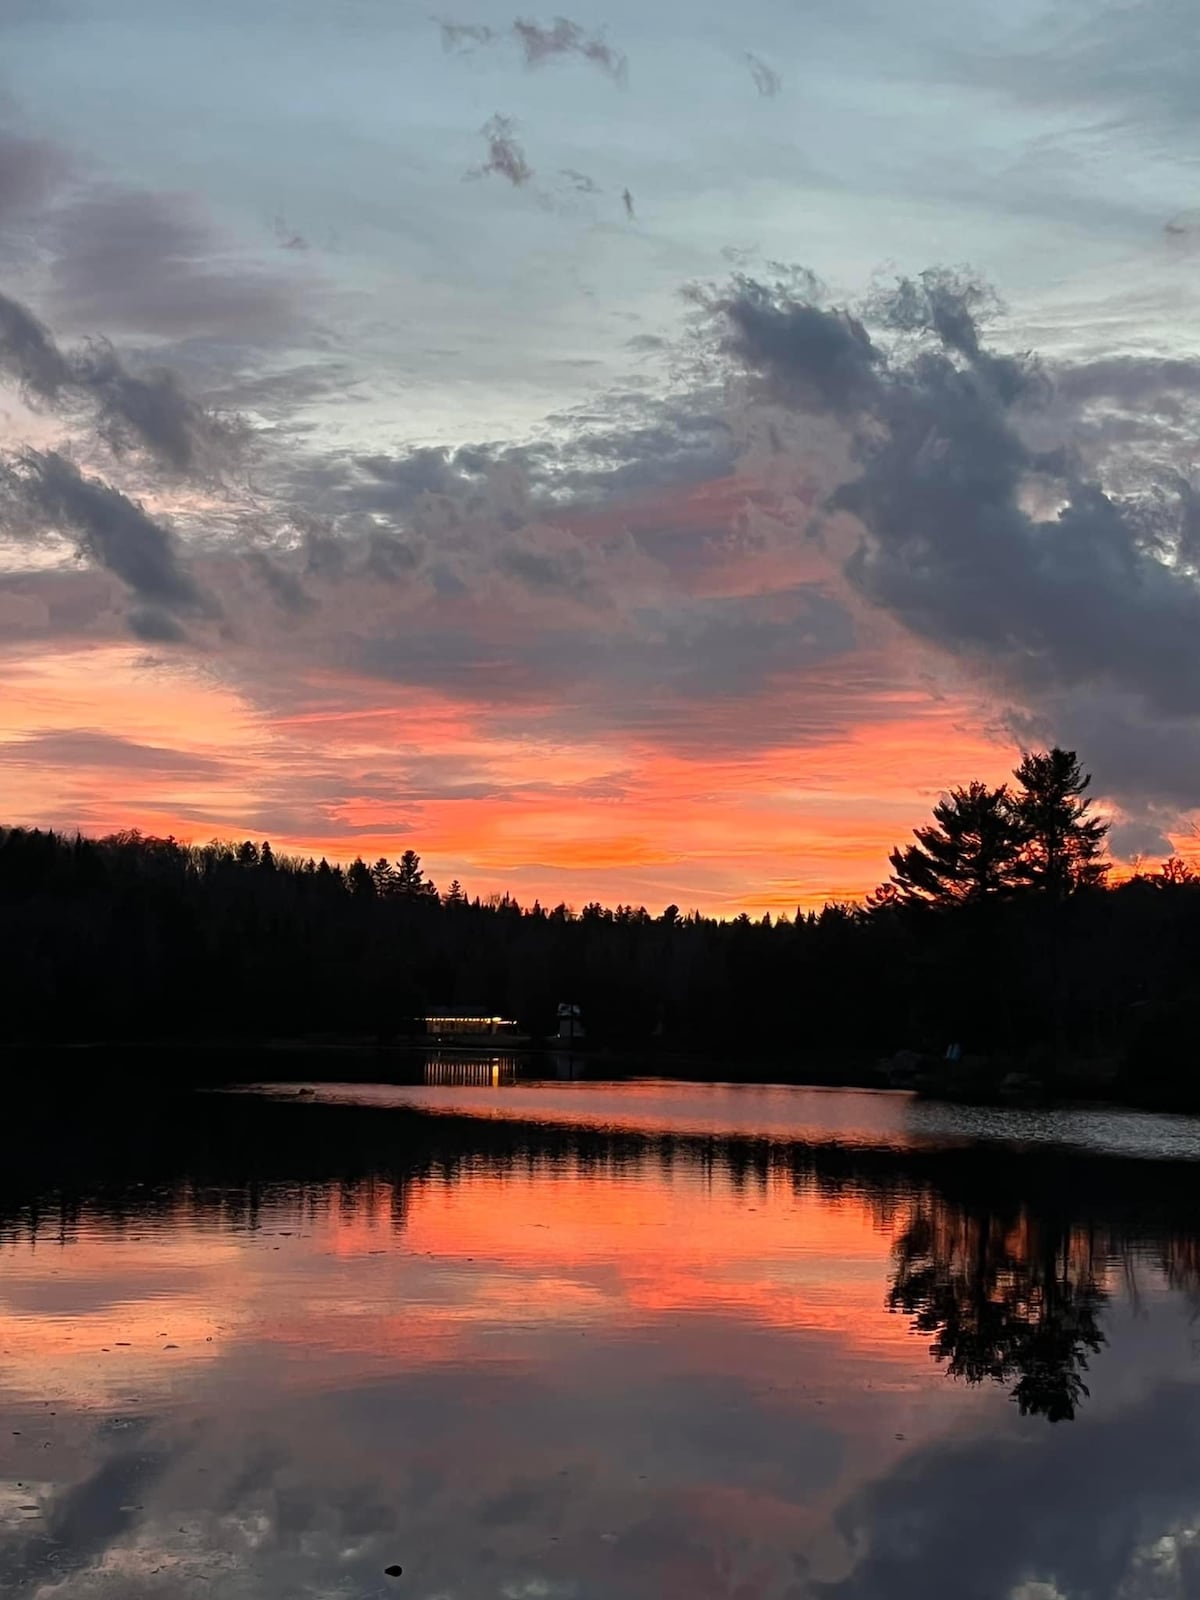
[1,745,1199,1088]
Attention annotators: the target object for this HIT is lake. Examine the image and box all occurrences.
[4,1067,1200,1599]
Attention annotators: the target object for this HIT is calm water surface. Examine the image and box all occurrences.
[4,1069,1200,1599]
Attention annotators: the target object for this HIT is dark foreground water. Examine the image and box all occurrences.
[5,1067,1200,1599]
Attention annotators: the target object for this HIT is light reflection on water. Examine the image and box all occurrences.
[2,1075,1200,1599]
[255,1073,1200,1160]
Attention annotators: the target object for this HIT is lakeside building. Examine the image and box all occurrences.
[423,1013,520,1039]
[554,1002,584,1043]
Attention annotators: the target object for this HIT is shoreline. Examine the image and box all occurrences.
[2,1036,1194,1117]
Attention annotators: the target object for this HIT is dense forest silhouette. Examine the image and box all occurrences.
[1,746,1198,1094]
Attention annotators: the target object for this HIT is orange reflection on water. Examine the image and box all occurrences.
[0,1150,932,1409]
[6,1085,1198,1600]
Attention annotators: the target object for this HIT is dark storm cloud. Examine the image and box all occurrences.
[469,115,534,187]
[6,450,210,623]
[706,265,1200,811]
[0,288,242,473]
[46,186,297,341]
[744,52,781,97]
[700,273,881,416]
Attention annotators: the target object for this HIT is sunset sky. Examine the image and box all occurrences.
[3,0,1199,912]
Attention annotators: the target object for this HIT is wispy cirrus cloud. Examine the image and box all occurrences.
[438,14,627,82]
[744,52,781,97]
[467,114,535,187]
[512,15,627,83]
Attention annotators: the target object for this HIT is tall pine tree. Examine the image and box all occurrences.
[1012,748,1108,899]
[889,782,1022,907]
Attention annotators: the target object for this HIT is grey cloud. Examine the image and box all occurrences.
[272,213,309,251]
[497,536,596,602]
[1108,817,1175,863]
[1008,691,1200,816]
[246,548,316,614]
[351,581,860,756]
[202,359,362,426]
[0,727,225,776]
[745,52,781,97]
[356,443,482,505]
[365,529,422,580]
[0,128,68,222]
[439,15,626,81]
[872,265,1001,365]
[7,450,210,625]
[543,406,735,502]
[326,397,734,527]
[0,288,242,473]
[0,287,71,396]
[47,186,297,341]
[438,18,496,51]
[127,604,189,642]
[78,343,248,473]
[299,517,352,580]
[560,167,600,194]
[1054,354,1200,411]
[0,567,119,640]
[707,265,1200,813]
[1164,209,1200,248]
[512,16,627,83]
[700,273,881,415]
[629,585,854,701]
[469,115,534,187]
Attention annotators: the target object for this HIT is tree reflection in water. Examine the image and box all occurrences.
[887,1206,1107,1421]
[7,1080,1200,1428]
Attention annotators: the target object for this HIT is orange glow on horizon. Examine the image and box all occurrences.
[1,627,1181,913]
